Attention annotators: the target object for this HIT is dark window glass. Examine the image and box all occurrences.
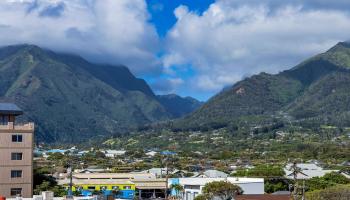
[0,115,9,125]
[10,188,22,196]
[88,186,95,190]
[11,153,23,160]
[11,170,22,178]
[12,135,23,142]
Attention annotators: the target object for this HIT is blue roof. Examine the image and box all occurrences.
[161,150,176,155]
[0,103,23,115]
[46,149,67,153]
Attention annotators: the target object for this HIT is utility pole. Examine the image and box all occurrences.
[288,162,307,200]
[162,151,176,200]
[165,161,169,200]
[67,158,74,199]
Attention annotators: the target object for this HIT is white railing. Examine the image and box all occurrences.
[0,122,34,131]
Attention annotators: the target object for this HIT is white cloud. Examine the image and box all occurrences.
[0,0,160,75]
[151,77,184,94]
[163,0,350,92]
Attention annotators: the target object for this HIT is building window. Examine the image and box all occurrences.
[10,188,22,196]
[124,186,131,190]
[11,153,23,160]
[0,115,9,125]
[12,135,23,142]
[11,170,22,178]
[87,186,95,190]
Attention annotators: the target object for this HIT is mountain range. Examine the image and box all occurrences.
[177,42,350,129]
[0,44,201,143]
[2,42,350,143]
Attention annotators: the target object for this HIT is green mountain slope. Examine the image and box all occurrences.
[178,42,350,128]
[157,94,203,118]
[287,71,350,123]
[0,45,171,143]
[179,73,303,128]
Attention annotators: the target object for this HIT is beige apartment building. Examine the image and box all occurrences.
[0,103,34,198]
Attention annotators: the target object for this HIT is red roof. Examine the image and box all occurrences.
[236,194,290,200]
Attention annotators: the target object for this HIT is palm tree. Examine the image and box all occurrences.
[170,184,184,199]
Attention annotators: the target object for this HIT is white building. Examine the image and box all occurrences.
[143,168,170,178]
[194,170,228,178]
[145,151,158,157]
[284,163,338,179]
[104,150,126,158]
[170,177,264,200]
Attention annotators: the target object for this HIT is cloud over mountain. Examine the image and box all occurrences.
[0,0,160,75]
[1,0,350,99]
[163,0,350,92]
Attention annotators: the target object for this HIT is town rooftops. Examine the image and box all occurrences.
[58,179,134,185]
[202,170,228,178]
[176,177,264,185]
[132,178,167,189]
[236,194,290,200]
[284,163,339,179]
[0,103,23,115]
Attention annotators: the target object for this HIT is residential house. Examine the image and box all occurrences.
[284,163,338,179]
[170,177,264,200]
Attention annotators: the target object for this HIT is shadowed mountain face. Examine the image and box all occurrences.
[178,42,350,128]
[157,94,203,118]
[0,44,202,143]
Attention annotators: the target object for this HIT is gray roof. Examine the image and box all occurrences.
[0,103,23,115]
[272,191,290,195]
[203,170,228,178]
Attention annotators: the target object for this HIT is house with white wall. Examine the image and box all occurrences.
[170,177,264,200]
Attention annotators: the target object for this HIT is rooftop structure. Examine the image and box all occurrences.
[236,194,290,200]
[195,169,228,178]
[57,173,167,199]
[0,103,23,116]
[71,172,156,180]
[284,163,338,179]
[143,168,169,178]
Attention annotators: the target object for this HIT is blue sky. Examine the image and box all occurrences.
[0,0,350,101]
[146,0,214,37]
[144,0,215,100]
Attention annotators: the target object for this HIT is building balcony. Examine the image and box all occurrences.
[0,122,34,131]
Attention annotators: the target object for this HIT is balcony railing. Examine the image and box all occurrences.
[0,122,34,131]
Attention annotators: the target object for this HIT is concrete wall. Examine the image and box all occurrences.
[0,123,34,198]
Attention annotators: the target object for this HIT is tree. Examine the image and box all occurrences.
[231,165,285,177]
[306,172,350,191]
[34,181,66,197]
[306,185,350,200]
[323,172,350,184]
[201,181,243,200]
[34,181,51,194]
[194,194,210,200]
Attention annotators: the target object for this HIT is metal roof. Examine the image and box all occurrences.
[58,179,134,185]
[73,173,156,180]
[0,103,23,115]
[236,194,290,200]
[134,179,167,189]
